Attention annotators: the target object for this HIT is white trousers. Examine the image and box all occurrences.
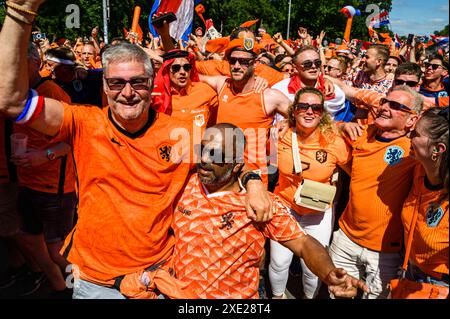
[328,228,402,299]
[269,207,334,299]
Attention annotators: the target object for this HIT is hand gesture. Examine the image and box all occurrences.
[326,268,370,298]
[298,27,307,39]
[245,178,273,222]
[152,12,172,36]
[316,30,326,47]
[273,32,283,44]
[8,0,45,11]
[340,122,365,141]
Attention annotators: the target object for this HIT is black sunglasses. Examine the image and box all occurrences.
[424,63,443,70]
[195,144,230,165]
[380,98,415,114]
[105,77,150,91]
[394,79,419,87]
[294,102,324,114]
[301,59,322,70]
[170,64,192,73]
[229,57,254,67]
[325,65,340,72]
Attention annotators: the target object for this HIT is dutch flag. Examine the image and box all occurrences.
[149,0,202,41]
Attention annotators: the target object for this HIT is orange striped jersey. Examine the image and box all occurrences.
[173,174,306,299]
[339,125,417,252]
[353,89,439,125]
[277,127,352,215]
[57,103,192,283]
[14,79,76,193]
[401,164,449,278]
[171,81,218,131]
[214,79,274,184]
[196,60,285,87]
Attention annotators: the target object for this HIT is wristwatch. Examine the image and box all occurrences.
[241,171,262,188]
[46,149,56,161]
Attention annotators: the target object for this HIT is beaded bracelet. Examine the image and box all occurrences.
[6,1,38,16]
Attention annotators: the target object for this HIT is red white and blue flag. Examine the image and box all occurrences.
[430,35,449,46]
[149,0,202,41]
[369,11,390,28]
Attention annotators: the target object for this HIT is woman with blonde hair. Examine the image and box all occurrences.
[269,87,352,299]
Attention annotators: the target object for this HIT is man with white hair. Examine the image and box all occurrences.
[0,0,271,299]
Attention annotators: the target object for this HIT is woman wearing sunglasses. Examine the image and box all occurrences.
[397,107,449,298]
[268,87,352,299]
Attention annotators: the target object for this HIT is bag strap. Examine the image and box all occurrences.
[401,198,421,275]
[292,129,302,174]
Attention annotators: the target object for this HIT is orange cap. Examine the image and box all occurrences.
[224,38,261,58]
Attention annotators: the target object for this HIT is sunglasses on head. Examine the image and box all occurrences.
[300,59,322,70]
[294,102,324,114]
[229,57,254,67]
[379,98,415,114]
[105,77,150,91]
[424,62,443,70]
[170,64,192,73]
[394,79,419,87]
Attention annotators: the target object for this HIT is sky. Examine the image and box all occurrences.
[389,0,449,36]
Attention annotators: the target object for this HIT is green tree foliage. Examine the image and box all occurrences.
[199,0,392,41]
[434,24,449,36]
[1,0,392,42]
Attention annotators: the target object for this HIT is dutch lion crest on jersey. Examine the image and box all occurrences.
[158,143,172,163]
[426,204,444,227]
[384,146,404,166]
[316,150,328,163]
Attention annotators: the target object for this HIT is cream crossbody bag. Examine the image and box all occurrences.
[292,130,337,212]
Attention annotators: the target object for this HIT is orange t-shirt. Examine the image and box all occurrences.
[339,125,417,252]
[57,104,192,283]
[14,79,75,193]
[215,80,274,184]
[171,81,218,131]
[196,60,285,87]
[173,174,305,299]
[277,128,352,215]
[401,164,449,278]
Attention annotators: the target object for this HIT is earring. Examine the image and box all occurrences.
[431,152,438,162]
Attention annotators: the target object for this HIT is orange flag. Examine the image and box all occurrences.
[240,19,259,28]
[195,4,206,26]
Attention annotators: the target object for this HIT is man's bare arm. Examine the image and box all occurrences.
[264,88,290,118]
[0,1,64,136]
[199,74,227,93]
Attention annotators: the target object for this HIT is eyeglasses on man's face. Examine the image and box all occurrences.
[379,98,415,114]
[105,77,151,91]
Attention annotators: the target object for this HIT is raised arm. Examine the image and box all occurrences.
[199,74,228,93]
[0,0,64,136]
